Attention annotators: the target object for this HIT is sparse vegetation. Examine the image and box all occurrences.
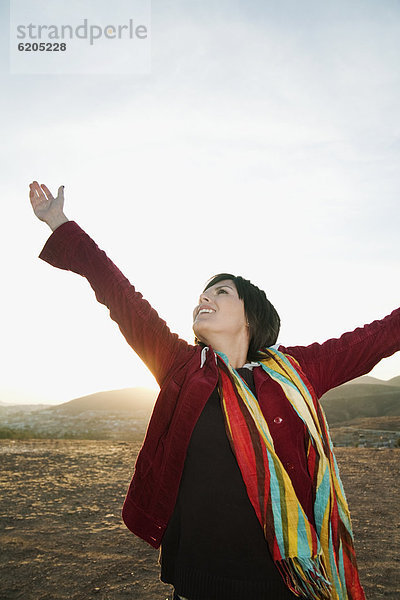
[0,427,48,440]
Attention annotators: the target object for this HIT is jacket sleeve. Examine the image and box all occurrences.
[38,221,195,386]
[278,307,400,399]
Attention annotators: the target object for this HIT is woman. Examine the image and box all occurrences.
[29,181,400,600]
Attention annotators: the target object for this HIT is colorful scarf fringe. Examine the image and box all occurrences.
[216,347,365,600]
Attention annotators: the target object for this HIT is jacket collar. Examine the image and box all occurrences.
[200,345,260,371]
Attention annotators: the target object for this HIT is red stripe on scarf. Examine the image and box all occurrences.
[219,369,264,525]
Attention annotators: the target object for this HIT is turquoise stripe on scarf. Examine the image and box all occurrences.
[314,467,330,534]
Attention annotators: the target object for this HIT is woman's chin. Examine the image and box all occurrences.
[193,324,210,346]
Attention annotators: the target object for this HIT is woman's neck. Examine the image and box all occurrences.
[204,332,250,369]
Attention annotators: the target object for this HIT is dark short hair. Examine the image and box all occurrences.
[197,273,281,361]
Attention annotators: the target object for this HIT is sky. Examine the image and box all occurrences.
[1,0,400,404]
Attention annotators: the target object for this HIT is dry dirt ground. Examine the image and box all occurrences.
[0,440,399,600]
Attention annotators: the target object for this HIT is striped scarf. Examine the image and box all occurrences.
[216,347,365,600]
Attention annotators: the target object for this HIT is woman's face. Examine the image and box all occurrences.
[192,279,248,345]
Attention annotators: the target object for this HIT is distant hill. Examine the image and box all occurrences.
[47,387,158,416]
[2,377,400,444]
[0,388,159,441]
[321,380,400,425]
[345,375,389,385]
[45,378,400,426]
[346,374,400,386]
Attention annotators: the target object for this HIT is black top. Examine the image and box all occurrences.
[160,367,298,600]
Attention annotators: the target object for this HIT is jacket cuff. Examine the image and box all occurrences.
[122,495,166,549]
[38,221,83,268]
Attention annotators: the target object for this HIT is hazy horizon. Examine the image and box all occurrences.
[3,372,400,407]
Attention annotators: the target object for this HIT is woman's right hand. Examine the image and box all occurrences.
[29,181,69,231]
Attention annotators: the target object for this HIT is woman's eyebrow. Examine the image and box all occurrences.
[215,285,234,290]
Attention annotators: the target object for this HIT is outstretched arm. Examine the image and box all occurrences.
[29,181,195,385]
[279,308,400,399]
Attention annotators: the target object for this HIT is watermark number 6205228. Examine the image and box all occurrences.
[17,43,67,51]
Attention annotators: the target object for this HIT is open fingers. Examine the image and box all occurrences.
[29,180,53,205]
[29,181,43,200]
[29,182,40,208]
[29,180,50,198]
[41,183,54,200]
[29,181,49,211]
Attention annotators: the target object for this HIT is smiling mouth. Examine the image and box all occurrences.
[195,308,215,320]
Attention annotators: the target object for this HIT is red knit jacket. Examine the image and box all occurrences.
[39,221,400,548]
